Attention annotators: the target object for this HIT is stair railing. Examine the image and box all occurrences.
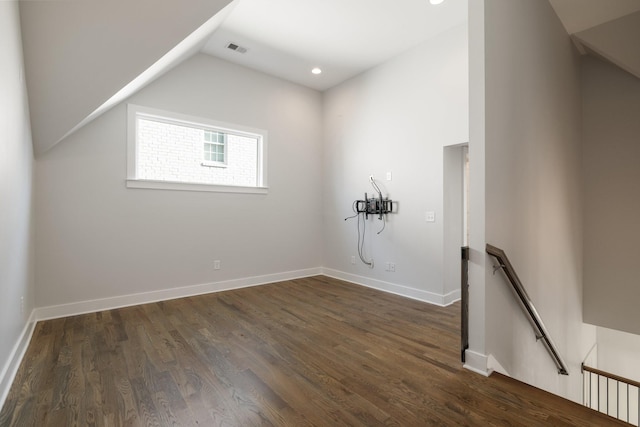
[582,363,640,425]
[486,244,569,375]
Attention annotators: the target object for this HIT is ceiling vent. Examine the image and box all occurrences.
[226,43,248,54]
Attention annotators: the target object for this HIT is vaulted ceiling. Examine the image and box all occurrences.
[201,0,468,91]
[572,12,640,81]
[549,0,640,80]
[20,0,236,156]
[19,0,640,157]
[548,0,640,34]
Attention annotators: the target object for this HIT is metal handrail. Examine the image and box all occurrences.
[486,244,569,375]
[582,364,640,389]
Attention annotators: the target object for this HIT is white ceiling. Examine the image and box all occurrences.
[548,0,640,34]
[202,0,640,92]
[201,0,468,91]
[30,0,639,155]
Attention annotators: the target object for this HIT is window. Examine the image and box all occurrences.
[203,131,226,165]
[127,105,267,193]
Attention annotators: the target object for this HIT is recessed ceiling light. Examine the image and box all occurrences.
[311,67,322,75]
[430,0,445,4]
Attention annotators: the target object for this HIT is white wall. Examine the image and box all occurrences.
[322,24,468,304]
[466,0,488,371]
[0,1,35,403]
[596,326,640,383]
[582,56,640,335]
[592,327,640,381]
[35,54,323,309]
[482,0,594,402]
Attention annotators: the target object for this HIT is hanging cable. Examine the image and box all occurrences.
[345,201,373,267]
[370,176,383,197]
[345,176,395,267]
[357,209,373,267]
[344,200,359,221]
[377,214,386,235]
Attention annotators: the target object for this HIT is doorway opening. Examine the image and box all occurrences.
[443,144,469,361]
[443,143,469,298]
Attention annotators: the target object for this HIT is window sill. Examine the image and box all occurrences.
[126,179,268,194]
[201,162,227,168]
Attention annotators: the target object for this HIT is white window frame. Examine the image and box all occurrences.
[202,130,227,168]
[126,104,268,194]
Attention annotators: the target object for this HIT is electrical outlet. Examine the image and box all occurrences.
[350,256,356,265]
[389,263,396,272]
[386,171,392,181]
[425,211,436,222]
[214,260,221,270]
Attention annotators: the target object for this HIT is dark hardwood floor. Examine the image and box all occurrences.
[0,276,624,426]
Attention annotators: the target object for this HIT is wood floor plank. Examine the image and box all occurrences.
[0,276,627,426]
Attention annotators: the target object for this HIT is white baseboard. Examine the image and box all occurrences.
[34,267,461,322]
[34,268,322,321]
[322,268,460,307]
[443,288,462,306]
[0,311,37,411]
[463,349,492,377]
[3,269,320,409]
[6,267,462,410]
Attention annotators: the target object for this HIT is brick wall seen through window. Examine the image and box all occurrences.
[135,117,260,187]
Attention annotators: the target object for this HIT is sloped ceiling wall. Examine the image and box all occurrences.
[548,0,640,81]
[20,0,234,156]
[573,11,640,80]
[548,0,640,35]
